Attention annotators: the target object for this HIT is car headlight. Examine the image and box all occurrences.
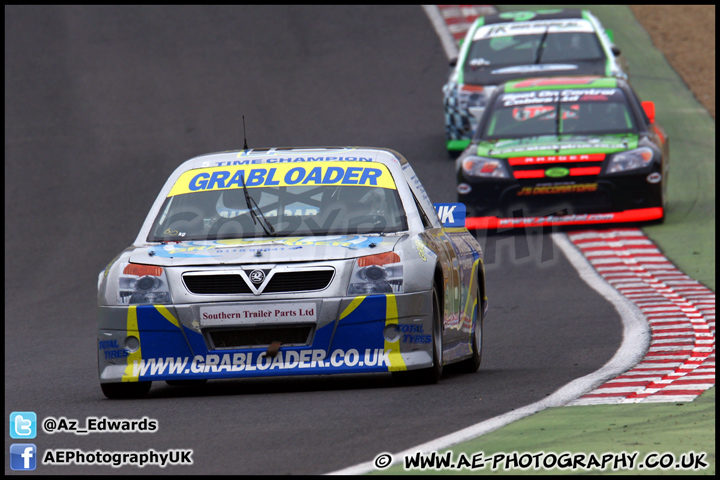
[347,252,403,295]
[461,156,510,179]
[118,263,171,305]
[606,147,654,173]
[458,85,488,109]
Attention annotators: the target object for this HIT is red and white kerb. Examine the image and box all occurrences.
[567,229,715,405]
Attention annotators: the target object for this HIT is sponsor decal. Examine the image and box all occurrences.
[457,183,472,195]
[200,303,317,326]
[415,239,427,262]
[214,153,373,166]
[509,76,617,90]
[465,207,664,229]
[398,324,431,343]
[500,213,613,225]
[512,104,579,121]
[149,235,392,257]
[509,153,606,165]
[475,19,594,40]
[99,340,130,359]
[500,89,620,107]
[168,161,396,196]
[517,183,598,195]
[545,167,570,178]
[491,142,629,155]
[492,64,578,75]
[130,349,393,377]
[647,172,662,184]
[434,203,467,227]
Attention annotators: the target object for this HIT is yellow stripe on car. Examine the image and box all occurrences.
[384,294,407,371]
[121,306,142,382]
[461,258,481,322]
[340,295,366,320]
[154,304,181,329]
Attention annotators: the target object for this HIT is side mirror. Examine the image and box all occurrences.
[642,101,656,124]
[611,45,621,56]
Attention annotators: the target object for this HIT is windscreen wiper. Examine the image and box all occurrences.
[241,174,276,237]
[534,26,550,64]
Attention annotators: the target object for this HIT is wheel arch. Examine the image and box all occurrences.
[476,259,488,320]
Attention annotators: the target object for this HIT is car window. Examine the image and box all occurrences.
[466,31,603,69]
[411,191,432,230]
[481,87,638,139]
[466,20,604,71]
[148,162,408,241]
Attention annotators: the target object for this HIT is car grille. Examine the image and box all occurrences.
[183,269,334,295]
[184,274,253,294]
[262,271,333,293]
[209,325,313,348]
[508,153,607,180]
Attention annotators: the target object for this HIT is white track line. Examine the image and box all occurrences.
[421,5,459,60]
[327,235,649,474]
[329,5,691,475]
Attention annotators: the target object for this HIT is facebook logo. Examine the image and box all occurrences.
[10,411,37,439]
[10,444,37,471]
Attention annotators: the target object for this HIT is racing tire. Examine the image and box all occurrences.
[458,283,483,373]
[393,284,443,385]
[100,381,152,399]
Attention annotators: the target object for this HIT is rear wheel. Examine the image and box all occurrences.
[100,381,152,399]
[393,283,443,385]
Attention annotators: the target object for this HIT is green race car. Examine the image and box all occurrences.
[443,9,627,153]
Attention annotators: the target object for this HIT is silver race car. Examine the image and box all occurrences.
[98,147,488,398]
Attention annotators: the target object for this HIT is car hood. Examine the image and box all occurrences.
[475,133,640,158]
[128,235,403,267]
[462,59,607,86]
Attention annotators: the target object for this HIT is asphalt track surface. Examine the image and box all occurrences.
[5,6,622,474]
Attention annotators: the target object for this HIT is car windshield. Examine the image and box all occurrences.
[465,28,604,71]
[479,87,638,139]
[147,162,408,242]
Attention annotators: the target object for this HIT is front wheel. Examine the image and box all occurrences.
[393,283,443,385]
[100,381,152,399]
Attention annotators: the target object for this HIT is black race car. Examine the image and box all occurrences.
[456,76,668,229]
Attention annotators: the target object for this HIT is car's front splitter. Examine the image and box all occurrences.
[465,206,664,229]
[98,292,434,383]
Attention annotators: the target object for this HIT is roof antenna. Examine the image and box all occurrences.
[242,115,248,150]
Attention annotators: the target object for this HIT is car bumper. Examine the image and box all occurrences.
[98,291,434,383]
[465,207,664,229]
[458,172,664,229]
